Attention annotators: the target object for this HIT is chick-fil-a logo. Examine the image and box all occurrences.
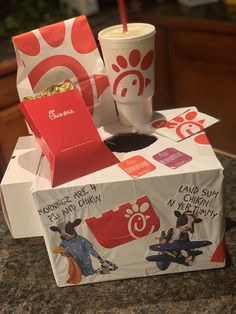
[48,109,75,120]
[85,195,160,248]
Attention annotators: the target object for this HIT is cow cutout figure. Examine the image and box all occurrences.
[146,210,212,270]
[50,219,117,284]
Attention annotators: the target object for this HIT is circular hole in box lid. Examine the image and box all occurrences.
[104,132,157,153]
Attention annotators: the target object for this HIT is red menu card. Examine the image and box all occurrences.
[20,88,119,187]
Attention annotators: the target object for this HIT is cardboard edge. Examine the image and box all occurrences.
[0,186,13,235]
[0,138,44,238]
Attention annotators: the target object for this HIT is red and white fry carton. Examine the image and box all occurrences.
[19,88,119,187]
[12,15,117,127]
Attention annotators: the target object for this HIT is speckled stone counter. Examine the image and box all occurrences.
[0,154,235,314]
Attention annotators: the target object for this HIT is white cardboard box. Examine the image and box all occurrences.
[0,136,43,238]
[31,108,225,287]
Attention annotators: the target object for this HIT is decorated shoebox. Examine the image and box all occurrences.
[31,107,225,287]
[0,136,43,238]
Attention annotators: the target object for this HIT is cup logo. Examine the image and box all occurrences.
[112,49,153,97]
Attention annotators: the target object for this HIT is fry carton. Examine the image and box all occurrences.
[19,86,119,187]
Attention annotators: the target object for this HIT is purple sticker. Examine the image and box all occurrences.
[153,148,192,169]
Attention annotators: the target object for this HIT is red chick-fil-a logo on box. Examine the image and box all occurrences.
[48,109,75,120]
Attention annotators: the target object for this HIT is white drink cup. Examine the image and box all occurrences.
[98,23,156,126]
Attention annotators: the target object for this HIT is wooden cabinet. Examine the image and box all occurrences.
[166,26,236,155]
[0,59,28,177]
[139,11,236,155]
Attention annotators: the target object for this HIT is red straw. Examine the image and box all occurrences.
[118,0,128,33]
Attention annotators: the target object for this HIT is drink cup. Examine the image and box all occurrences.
[98,23,156,126]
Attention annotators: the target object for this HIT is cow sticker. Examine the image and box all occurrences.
[50,219,117,284]
[146,210,212,270]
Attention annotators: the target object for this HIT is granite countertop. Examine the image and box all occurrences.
[0,153,235,314]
